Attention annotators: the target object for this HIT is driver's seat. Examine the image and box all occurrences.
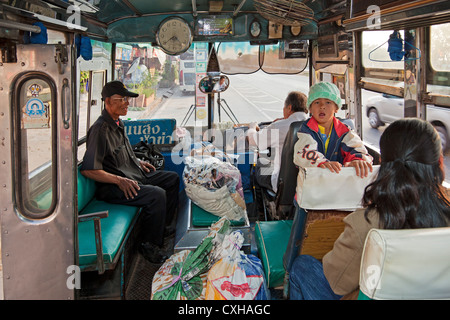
[272,120,305,219]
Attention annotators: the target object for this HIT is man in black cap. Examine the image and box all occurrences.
[81,80,179,264]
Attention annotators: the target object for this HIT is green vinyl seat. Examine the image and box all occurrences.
[190,189,253,227]
[78,200,139,267]
[255,220,293,288]
[77,166,140,272]
[191,201,246,227]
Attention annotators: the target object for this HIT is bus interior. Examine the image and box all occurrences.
[0,0,449,301]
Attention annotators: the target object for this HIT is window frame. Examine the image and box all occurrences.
[12,72,58,220]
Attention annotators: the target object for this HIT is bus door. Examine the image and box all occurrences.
[0,44,76,299]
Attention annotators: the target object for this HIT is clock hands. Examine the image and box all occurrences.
[162,35,182,46]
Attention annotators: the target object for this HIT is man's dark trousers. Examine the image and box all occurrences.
[96,170,180,246]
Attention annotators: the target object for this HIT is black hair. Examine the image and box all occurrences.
[285,91,307,113]
[363,118,450,229]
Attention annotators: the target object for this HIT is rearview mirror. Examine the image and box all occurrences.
[199,75,229,94]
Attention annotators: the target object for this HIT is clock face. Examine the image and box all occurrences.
[156,17,193,55]
[250,20,261,38]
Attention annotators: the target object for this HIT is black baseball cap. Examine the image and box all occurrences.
[101,81,139,100]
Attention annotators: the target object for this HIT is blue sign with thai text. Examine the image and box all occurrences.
[123,118,176,145]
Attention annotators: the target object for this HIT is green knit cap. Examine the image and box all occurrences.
[307,82,342,109]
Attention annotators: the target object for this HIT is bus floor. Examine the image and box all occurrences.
[79,234,175,300]
[124,233,286,301]
[81,226,287,300]
[126,234,176,300]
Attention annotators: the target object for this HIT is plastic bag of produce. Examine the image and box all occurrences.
[151,217,231,300]
[205,230,269,300]
[183,153,246,221]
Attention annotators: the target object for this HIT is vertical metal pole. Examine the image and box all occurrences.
[207,43,214,129]
[417,27,427,120]
[352,31,363,137]
[404,29,420,118]
[208,92,214,129]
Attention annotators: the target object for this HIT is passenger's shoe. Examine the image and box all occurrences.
[139,242,169,265]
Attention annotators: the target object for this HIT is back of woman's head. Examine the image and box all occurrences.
[380,118,441,167]
[363,118,450,229]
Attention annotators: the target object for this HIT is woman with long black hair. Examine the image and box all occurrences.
[289,118,450,300]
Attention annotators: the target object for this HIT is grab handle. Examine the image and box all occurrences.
[61,78,70,129]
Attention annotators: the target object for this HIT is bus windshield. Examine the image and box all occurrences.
[109,41,311,129]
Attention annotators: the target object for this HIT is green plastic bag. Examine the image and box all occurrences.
[152,217,230,300]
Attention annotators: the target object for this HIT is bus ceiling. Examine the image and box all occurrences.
[0,0,337,44]
[0,1,449,47]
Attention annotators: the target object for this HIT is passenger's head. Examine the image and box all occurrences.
[101,81,139,119]
[307,82,341,126]
[283,91,307,118]
[307,82,342,109]
[380,118,442,170]
[363,118,450,229]
[101,81,139,101]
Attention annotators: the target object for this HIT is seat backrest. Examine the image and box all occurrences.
[300,210,348,261]
[282,165,379,273]
[296,166,380,211]
[275,120,304,206]
[77,166,97,212]
[337,117,355,130]
[359,227,450,300]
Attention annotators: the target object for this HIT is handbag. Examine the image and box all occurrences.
[132,141,165,170]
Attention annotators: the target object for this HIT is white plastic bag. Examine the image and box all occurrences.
[205,231,269,300]
[183,154,246,221]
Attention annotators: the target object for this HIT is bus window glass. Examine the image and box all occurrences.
[77,40,111,162]
[219,70,310,125]
[111,41,310,127]
[428,22,450,98]
[361,30,405,166]
[430,23,450,72]
[261,43,307,74]
[89,71,105,127]
[362,30,404,70]
[20,79,53,172]
[78,71,88,138]
[16,77,56,216]
[179,48,196,94]
[216,42,260,74]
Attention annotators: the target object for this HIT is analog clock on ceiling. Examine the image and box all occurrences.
[156,17,193,55]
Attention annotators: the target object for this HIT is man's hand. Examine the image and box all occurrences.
[344,160,373,178]
[139,160,155,173]
[81,169,142,200]
[319,161,342,173]
[116,176,140,200]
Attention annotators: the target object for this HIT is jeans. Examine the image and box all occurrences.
[289,255,342,300]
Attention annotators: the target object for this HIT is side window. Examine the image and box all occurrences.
[89,71,105,127]
[13,74,57,218]
[77,70,106,162]
[430,22,450,73]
